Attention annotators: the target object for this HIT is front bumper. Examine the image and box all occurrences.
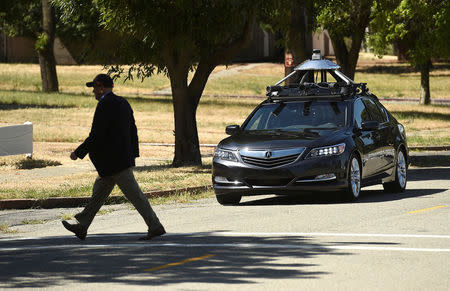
[212,152,349,196]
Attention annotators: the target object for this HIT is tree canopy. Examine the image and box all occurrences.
[369,0,450,104]
[316,0,374,80]
[55,0,270,166]
[0,0,99,91]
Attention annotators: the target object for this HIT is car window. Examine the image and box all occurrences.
[353,99,371,128]
[363,98,385,123]
[374,101,389,122]
[246,106,273,130]
[244,101,348,131]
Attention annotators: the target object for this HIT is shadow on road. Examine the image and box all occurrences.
[0,232,355,288]
[238,167,449,206]
[408,167,450,181]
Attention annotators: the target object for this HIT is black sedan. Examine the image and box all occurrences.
[212,51,408,205]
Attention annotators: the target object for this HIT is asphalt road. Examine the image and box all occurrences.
[0,166,449,290]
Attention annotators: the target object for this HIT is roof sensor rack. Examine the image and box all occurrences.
[267,49,370,101]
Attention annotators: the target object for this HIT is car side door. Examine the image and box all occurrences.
[353,98,379,178]
[362,98,395,174]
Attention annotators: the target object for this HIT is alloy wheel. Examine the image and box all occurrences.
[397,151,407,189]
[350,157,361,198]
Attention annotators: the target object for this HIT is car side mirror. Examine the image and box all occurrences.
[225,125,240,135]
[361,121,380,131]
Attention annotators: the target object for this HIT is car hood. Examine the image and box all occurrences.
[218,129,347,151]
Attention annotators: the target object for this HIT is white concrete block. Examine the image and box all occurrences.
[0,122,33,156]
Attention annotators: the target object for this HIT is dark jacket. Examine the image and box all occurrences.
[75,92,139,177]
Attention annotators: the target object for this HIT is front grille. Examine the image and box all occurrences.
[239,147,305,168]
[241,154,300,168]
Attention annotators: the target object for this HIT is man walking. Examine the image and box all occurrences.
[62,74,165,240]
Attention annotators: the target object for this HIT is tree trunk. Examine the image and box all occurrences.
[329,35,352,77]
[395,40,409,62]
[328,28,365,81]
[168,62,202,167]
[285,1,312,85]
[419,59,431,105]
[327,0,372,80]
[165,14,256,167]
[38,0,58,92]
[288,1,312,64]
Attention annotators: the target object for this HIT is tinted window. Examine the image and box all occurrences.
[244,101,348,131]
[375,101,389,122]
[353,99,371,128]
[363,98,385,122]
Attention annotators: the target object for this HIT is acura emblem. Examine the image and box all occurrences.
[265,151,272,158]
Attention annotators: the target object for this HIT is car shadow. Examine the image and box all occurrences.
[0,231,358,288]
[408,167,450,180]
[239,188,445,206]
[238,167,449,206]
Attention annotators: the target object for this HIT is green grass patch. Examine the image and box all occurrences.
[0,64,170,96]
[22,219,48,225]
[0,161,212,200]
[0,90,94,109]
[0,223,18,234]
[60,213,74,220]
[148,189,215,205]
[204,75,279,95]
[355,63,450,99]
[407,136,450,146]
[14,158,62,169]
[97,209,115,215]
[0,185,94,200]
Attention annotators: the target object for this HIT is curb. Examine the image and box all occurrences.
[409,146,450,151]
[1,148,448,210]
[0,185,212,210]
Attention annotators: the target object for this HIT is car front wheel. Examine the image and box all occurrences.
[383,150,407,193]
[342,154,361,201]
[216,193,242,205]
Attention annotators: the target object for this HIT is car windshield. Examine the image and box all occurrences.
[243,101,348,132]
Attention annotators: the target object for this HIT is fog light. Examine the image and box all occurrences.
[214,176,228,183]
[214,176,244,185]
[296,173,336,183]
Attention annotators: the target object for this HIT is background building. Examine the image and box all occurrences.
[0,28,334,65]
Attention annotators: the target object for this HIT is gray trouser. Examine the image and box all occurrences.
[75,167,162,232]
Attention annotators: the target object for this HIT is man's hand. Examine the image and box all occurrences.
[70,152,78,160]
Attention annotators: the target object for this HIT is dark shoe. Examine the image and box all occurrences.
[139,226,166,240]
[62,220,87,240]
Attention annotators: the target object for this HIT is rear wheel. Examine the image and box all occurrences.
[383,150,407,193]
[342,154,361,201]
[216,193,242,205]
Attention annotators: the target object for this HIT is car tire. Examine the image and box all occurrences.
[383,149,407,193]
[342,154,361,201]
[216,194,242,205]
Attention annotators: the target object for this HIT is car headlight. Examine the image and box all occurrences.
[214,148,238,162]
[398,124,406,139]
[306,143,346,159]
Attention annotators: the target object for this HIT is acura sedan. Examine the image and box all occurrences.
[212,50,408,205]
